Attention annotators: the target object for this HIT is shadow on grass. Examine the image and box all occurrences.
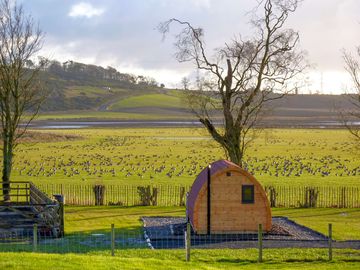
[216,258,329,264]
[216,257,360,264]
[285,258,328,262]
[276,208,360,219]
[66,206,185,222]
[215,258,256,265]
[340,259,360,262]
[285,258,360,263]
[0,228,147,255]
[67,225,142,234]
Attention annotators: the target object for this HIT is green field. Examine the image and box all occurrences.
[0,206,359,269]
[1,249,360,270]
[108,93,184,110]
[64,206,360,240]
[9,128,359,187]
[34,89,192,120]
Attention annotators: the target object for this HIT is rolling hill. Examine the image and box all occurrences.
[35,60,357,126]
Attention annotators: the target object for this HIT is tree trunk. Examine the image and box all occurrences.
[225,142,242,166]
[2,136,12,202]
[200,118,244,166]
[0,0,44,203]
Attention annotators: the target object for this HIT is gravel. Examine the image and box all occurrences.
[141,216,360,249]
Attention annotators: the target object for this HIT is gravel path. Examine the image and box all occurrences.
[141,216,360,249]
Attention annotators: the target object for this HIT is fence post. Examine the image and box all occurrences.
[185,192,191,262]
[328,223,332,261]
[185,221,191,262]
[33,224,38,252]
[111,224,115,256]
[258,224,263,263]
[25,183,29,203]
[54,194,65,237]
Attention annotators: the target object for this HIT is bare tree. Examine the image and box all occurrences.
[342,47,360,141]
[159,0,305,166]
[181,77,190,90]
[0,0,45,201]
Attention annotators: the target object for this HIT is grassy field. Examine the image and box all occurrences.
[1,249,359,270]
[273,208,360,240]
[64,206,185,234]
[0,206,359,269]
[9,128,359,187]
[64,206,360,240]
[34,87,194,120]
[108,93,184,110]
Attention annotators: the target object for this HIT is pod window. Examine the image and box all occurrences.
[226,171,232,177]
[242,185,254,204]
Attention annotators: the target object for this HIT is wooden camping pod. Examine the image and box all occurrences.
[187,160,272,234]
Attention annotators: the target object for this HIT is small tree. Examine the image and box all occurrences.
[342,47,360,142]
[159,0,305,165]
[0,0,45,201]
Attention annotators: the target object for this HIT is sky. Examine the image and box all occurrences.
[18,0,360,94]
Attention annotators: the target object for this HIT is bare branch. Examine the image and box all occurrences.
[160,0,305,165]
[0,0,45,201]
[342,47,360,143]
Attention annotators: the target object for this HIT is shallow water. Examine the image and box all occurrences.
[23,120,360,129]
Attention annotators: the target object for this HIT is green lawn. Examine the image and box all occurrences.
[64,206,360,240]
[272,208,360,240]
[9,128,359,187]
[1,249,359,270]
[65,206,184,233]
[1,206,359,269]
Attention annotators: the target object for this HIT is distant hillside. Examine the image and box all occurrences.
[37,60,357,124]
[40,59,166,111]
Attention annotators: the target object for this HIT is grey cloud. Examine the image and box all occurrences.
[18,0,360,91]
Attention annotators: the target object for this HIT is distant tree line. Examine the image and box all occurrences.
[25,58,166,111]
[26,58,161,88]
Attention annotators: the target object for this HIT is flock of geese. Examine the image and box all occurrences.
[13,134,358,182]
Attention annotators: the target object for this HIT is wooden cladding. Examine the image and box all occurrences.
[190,162,272,234]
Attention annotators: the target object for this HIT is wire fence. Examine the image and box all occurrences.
[1,182,359,264]
[0,228,145,254]
[36,183,360,208]
[0,222,359,263]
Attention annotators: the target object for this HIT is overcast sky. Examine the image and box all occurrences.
[19,0,360,94]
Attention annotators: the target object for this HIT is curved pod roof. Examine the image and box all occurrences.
[187,160,272,233]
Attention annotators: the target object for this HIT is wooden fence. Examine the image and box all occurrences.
[37,184,191,207]
[36,184,360,208]
[264,186,360,208]
[0,181,64,237]
[0,182,30,204]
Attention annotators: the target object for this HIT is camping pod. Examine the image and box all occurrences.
[187,160,272,234]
